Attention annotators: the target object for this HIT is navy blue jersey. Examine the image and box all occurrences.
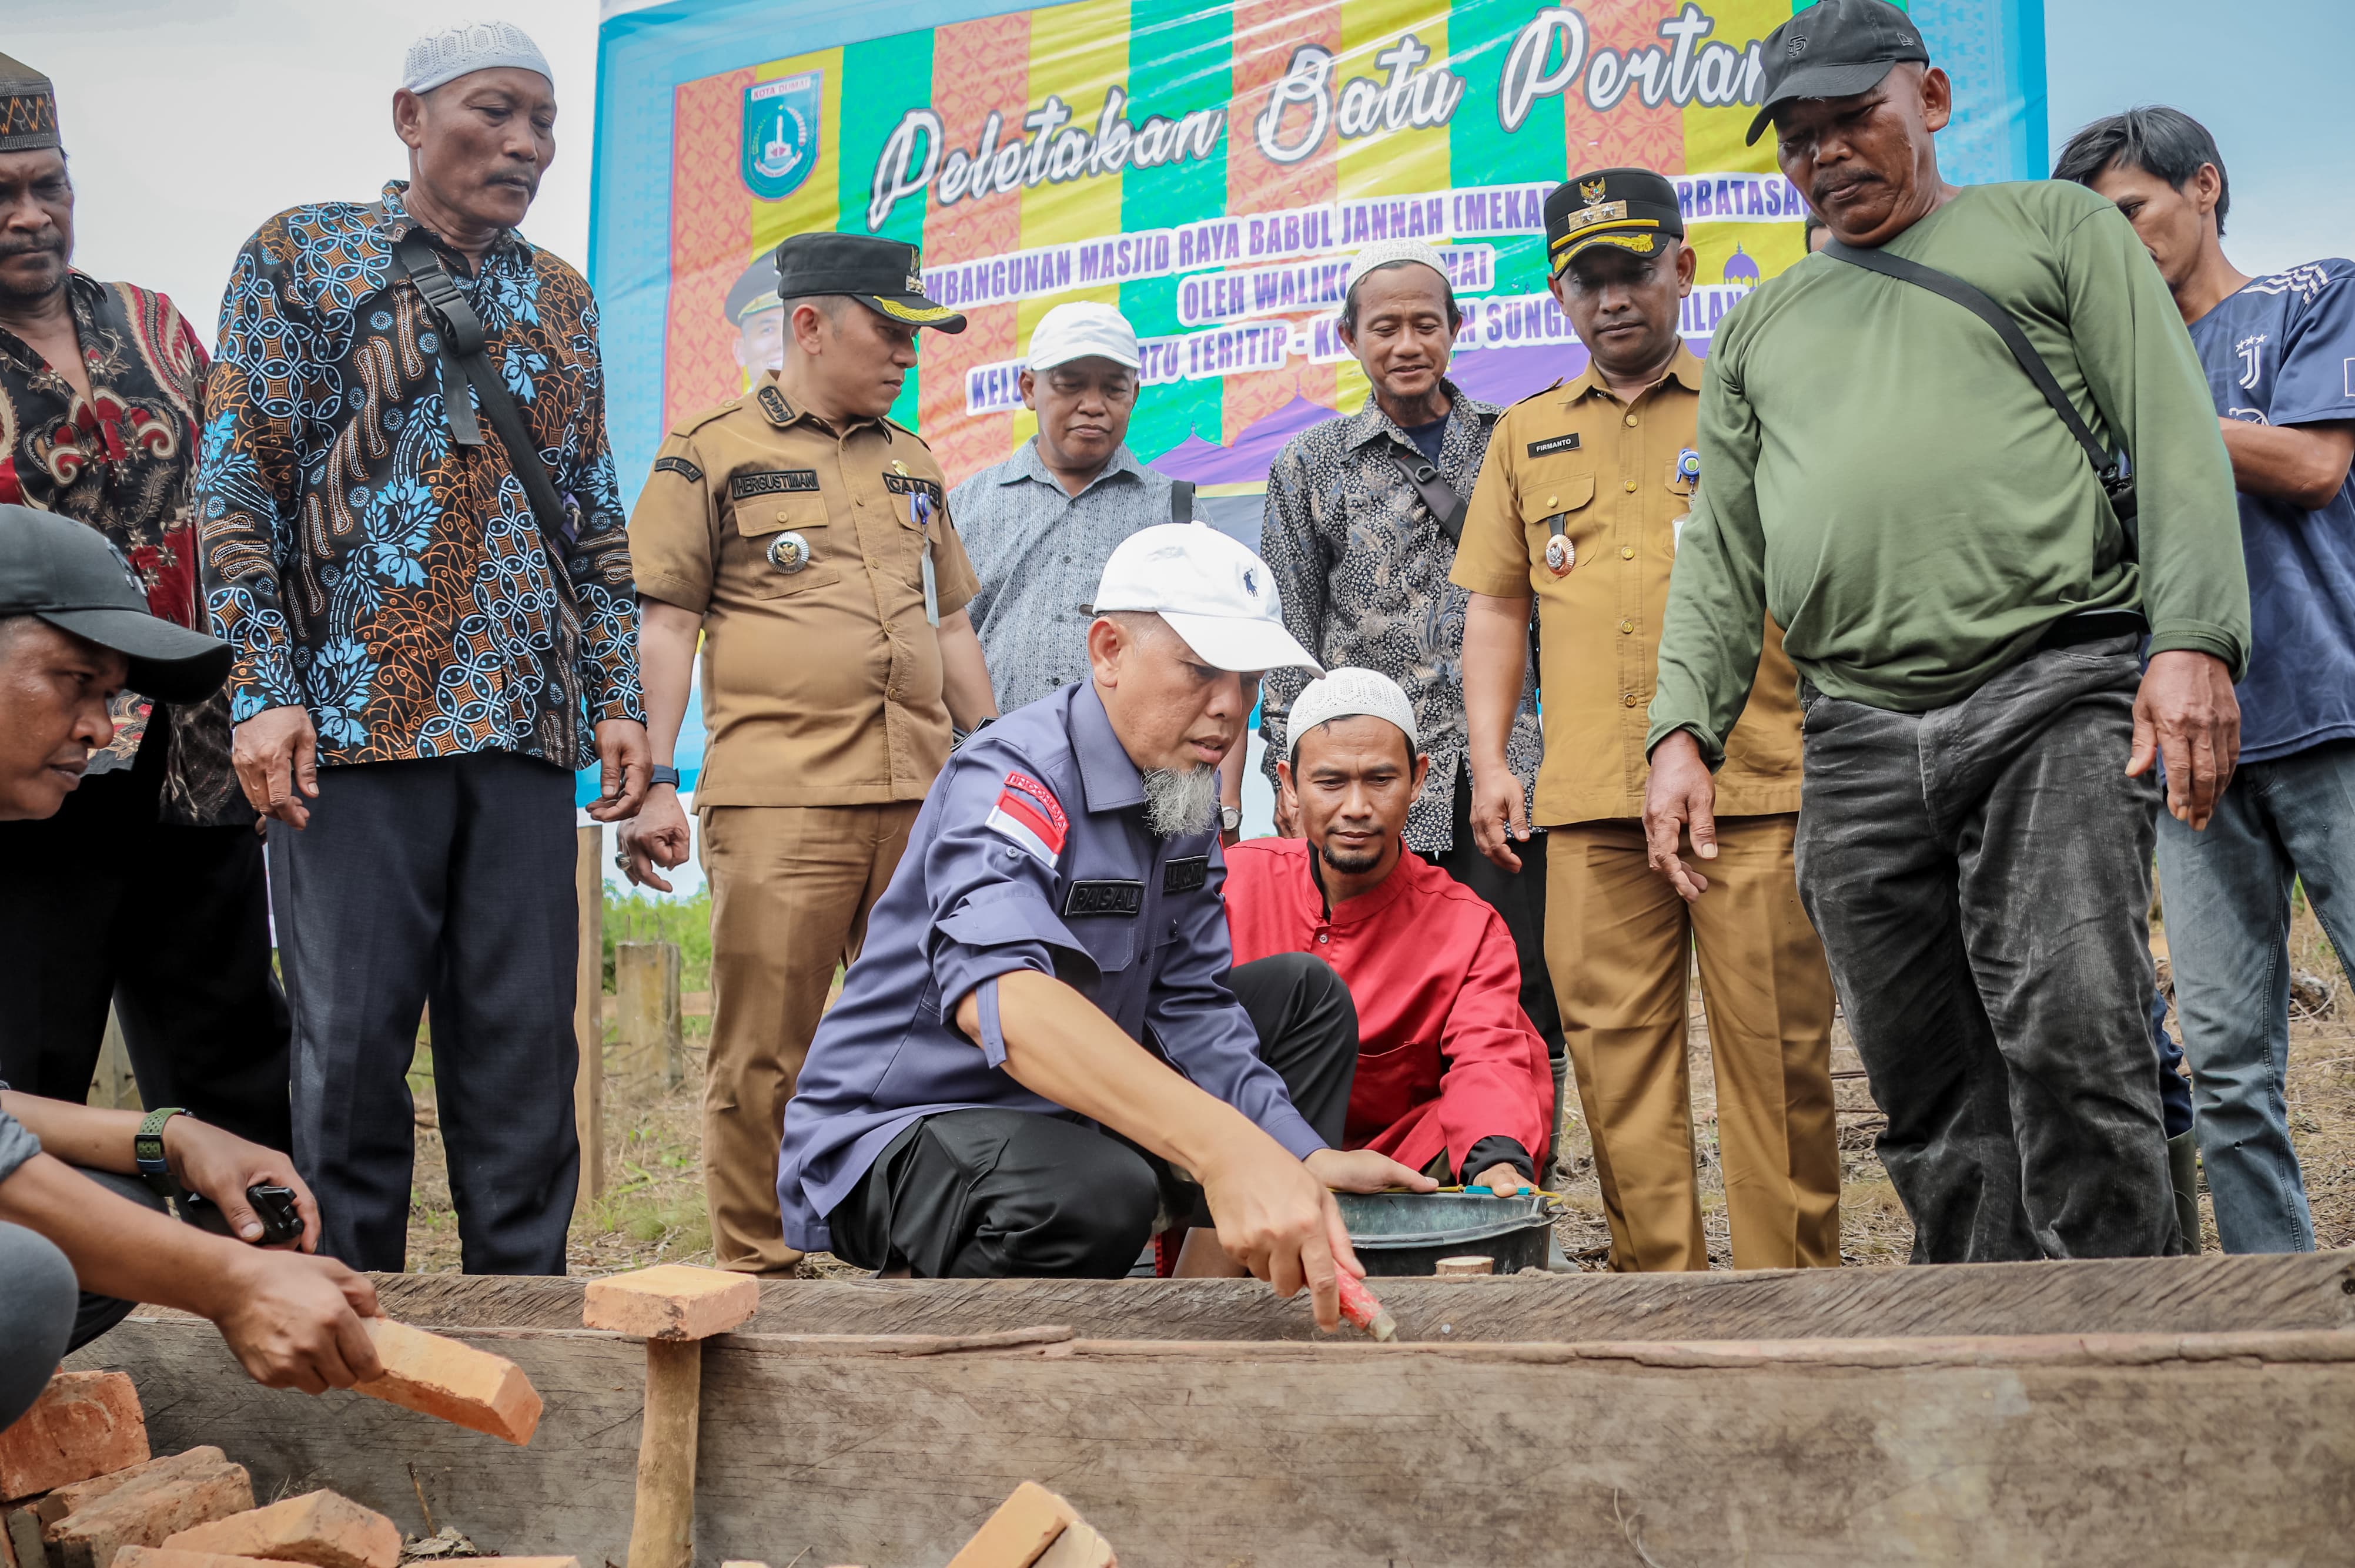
[2187,260,2355,760]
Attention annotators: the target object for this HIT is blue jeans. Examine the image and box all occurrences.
[2155,738,2355,1254]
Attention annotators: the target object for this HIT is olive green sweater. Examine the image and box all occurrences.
[1649,181,2247,763]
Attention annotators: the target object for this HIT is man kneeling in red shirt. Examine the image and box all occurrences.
[1229,669,1554,1197]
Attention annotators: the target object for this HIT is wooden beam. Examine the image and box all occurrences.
[68,1318,2355,1567]
[361,1249,2355,1343]
[613,941,683,1089]
[572,825,604,1217]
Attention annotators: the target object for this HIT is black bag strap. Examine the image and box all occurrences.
[1821,238,2132,515]
[1385,444,1467,545]
[390,231,577,554]
[1168,479,1195,525]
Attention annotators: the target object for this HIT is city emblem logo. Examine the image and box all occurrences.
[742,72,822,201]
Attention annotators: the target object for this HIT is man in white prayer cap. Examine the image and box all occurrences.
[195,21,649,1274]
[1258,239,1563,1134]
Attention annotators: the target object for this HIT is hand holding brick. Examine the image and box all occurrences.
[350,1321,540,1447]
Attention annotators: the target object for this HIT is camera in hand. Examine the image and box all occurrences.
[183,1182,303,1246]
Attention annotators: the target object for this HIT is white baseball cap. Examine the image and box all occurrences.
[1095,524,1322,676]
[1287,668,1419,760]
[1027,301,1141,372]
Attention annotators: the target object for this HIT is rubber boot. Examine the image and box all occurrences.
[1548,1051,1570,1179]
[2167,1127,2202,1253]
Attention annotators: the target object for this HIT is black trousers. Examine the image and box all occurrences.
[270,752,580,1275]
[828,953,1358,1278]
[0,738,290,1151]
[1427,759,1564,1058]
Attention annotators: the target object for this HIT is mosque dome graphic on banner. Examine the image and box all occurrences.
[1723,244,1762,289]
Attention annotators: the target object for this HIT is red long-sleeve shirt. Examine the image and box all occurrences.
[1222,837,1553,1177]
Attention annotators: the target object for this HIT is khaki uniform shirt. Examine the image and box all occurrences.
[1451,346,1802,826]
[629,373,981,808]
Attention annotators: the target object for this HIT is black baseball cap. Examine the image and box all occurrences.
[0,505,230,703]
[722,258,782,328]
[1546,168,1685,276]
[773,232,967,334]
[1747,0,1931,147]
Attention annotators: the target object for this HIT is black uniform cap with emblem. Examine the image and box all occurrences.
[1545,168,1685,277]
[722,257,782,327]
[1747,0,1930,147]
[774,232,967,335]
[0,53,61,153]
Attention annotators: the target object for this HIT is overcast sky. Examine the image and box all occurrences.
[21,0,2351,343]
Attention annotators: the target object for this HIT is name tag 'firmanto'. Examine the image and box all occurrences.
[1526,433,1583,458]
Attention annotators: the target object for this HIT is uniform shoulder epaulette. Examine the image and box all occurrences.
[667,397,746,440]
[1505,378,1566,414]
[884,413,932,445]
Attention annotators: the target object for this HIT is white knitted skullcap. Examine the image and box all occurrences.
[402,20,553,95]
[1343,239,1451,299]
[1287,668,1419,760]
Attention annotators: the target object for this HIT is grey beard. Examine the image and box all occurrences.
[1140,763,1220,838]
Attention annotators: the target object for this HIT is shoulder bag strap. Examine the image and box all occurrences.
[1821,238,2133,527]
[390,232,577,552]
[1384,444,1467,546]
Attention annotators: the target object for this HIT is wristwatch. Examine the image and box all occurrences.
[135,1107,189,1204]
[648,765,681,790]
[1220,805,1243,833]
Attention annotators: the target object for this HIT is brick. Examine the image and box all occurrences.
[38,1451,230,1531]
[468,1559,577,1568]
[581,1266,758,1341]
[945,1482,1081,1568]
[351,1321,541,1447]
[48,1462,253,1568]
[113,1548,312,1568]
[0,1373,150,1502]
[163,1492,398,1568]
[1033,1522,1115,1568]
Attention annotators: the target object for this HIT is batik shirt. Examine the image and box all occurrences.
[0,272,238,822]
[198,181,642,770]
[1259,381,1543,854]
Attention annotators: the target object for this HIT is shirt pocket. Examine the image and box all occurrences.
[733,492,841,599]
[1521,468,1597,572]
[881,473,945,583]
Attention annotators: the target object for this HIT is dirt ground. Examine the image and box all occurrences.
[402,903,2355,1275]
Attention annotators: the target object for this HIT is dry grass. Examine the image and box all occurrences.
[403,906,2354,1276]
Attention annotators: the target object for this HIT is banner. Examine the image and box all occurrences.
[587,0,2045,799]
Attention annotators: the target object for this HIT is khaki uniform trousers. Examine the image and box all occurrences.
[701,801,920,1273]
[1547,814,1839,1271]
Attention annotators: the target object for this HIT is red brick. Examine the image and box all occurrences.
[162,1492,397,1568]
[47,1462,253,1568]
[582,1266,757,1341]
[945,1483,1081,1568]
[113,1548,310,1568]
[36,1451,229,1531]
[0,1374,149,1502]
[351,1320,540,1446]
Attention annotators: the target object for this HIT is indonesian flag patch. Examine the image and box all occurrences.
[986,772,1068,868]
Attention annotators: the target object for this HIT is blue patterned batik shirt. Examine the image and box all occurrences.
[196,180,641,770]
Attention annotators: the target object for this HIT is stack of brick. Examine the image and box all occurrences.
[1,1375,254,1568]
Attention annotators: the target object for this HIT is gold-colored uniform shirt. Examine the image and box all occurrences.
[1452,345,1801,826]
[628,374,981,808]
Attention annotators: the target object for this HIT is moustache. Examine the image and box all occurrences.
[0,239,62,260]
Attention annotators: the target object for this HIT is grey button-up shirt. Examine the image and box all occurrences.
[0,1082,39,1187]
[774,681,1323,1254]
[1260,381,1544,854]
[952,439,1177,713]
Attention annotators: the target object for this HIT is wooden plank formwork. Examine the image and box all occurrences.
[65,1254,2355,1567]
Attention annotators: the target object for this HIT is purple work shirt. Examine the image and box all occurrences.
[774,680,1325,1255]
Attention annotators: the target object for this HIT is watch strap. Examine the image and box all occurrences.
[135,1107,188,1202]
[648,765,681,789]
